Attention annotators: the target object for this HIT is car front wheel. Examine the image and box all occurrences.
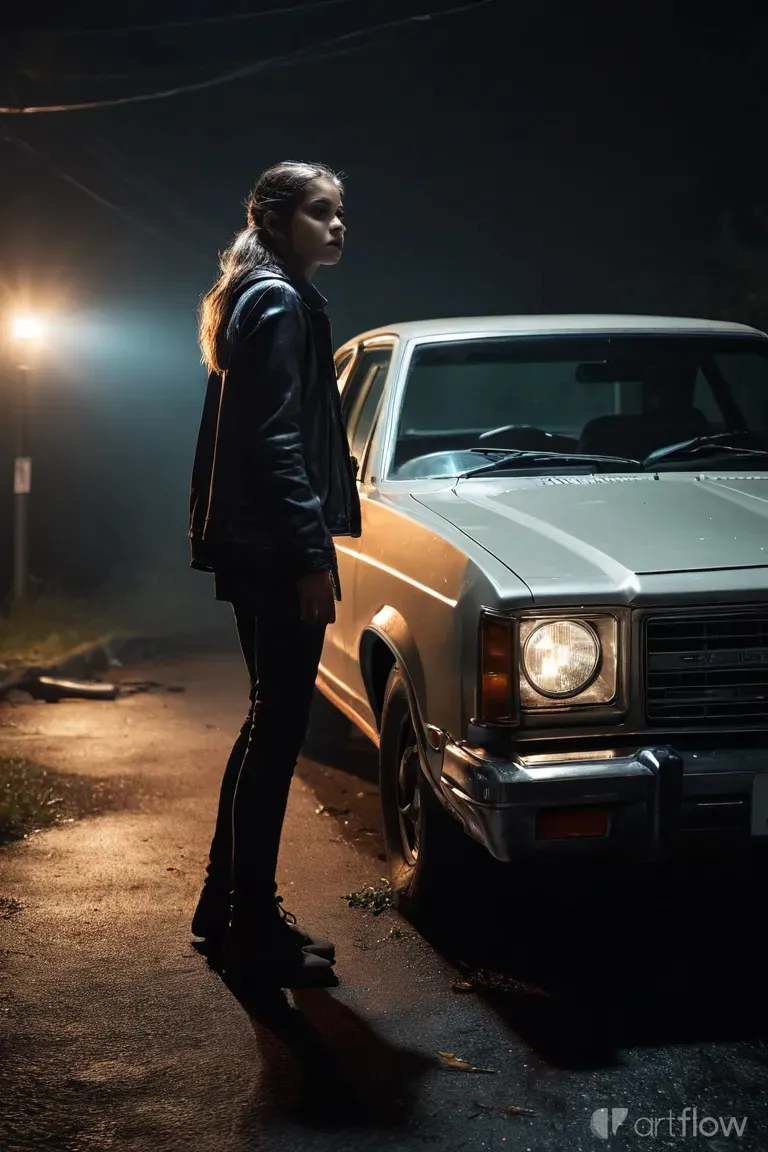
[379,665,479,925]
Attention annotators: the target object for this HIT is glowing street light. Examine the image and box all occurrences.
[11,314,45,343]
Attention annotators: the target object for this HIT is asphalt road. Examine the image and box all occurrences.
[1,647,768,1151]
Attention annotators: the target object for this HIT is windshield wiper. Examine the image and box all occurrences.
[643,431,768,467]
[458,449,640,479]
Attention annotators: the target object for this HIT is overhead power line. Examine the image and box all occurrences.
[2,132,206,261]
[0,0,496,114]
[4,133,145,221]
[85,134,216,245]
[34,0,360,37]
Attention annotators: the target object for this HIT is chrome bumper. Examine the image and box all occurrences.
[437,741,768,863]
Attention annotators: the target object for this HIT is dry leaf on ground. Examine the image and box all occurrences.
[438,1051,496,1073]
[473,1101,537,1117]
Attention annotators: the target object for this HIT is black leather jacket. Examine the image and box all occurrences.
[188,266,361,595]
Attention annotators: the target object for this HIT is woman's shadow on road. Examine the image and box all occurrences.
[228,984,434,1132]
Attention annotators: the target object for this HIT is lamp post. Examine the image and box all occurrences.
[10,315,44,605]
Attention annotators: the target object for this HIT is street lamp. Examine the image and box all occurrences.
[12,315,45,344]
[9,313,45,604]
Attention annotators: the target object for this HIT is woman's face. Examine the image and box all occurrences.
[274,176,346,272]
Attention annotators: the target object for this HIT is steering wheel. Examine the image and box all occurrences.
[477,424,555,449]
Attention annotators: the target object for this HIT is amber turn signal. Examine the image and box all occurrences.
[480,616,514,721]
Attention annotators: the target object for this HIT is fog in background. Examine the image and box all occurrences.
[1,1,766,640]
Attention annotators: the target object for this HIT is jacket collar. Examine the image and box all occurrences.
[292,274,328,313]
[241,263,327,313]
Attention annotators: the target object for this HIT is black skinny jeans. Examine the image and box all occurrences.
[203,577,326,915]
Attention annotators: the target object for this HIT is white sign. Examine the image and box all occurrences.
[14,457,31,495]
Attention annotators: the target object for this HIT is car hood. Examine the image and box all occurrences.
[412,473,768,598]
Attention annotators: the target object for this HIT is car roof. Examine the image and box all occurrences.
[344,314,767,344]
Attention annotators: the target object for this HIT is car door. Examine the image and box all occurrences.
[317,344,359,687]
[318,338,395,711]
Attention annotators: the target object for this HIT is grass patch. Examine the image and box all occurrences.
[0,559,228,673]
[0,754,132,846]
[340,877,394,915]
[0,595,123,671]
[0,896,23,920]
[389,926,412,940]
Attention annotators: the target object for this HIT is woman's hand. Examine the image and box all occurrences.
[297,568,336,626]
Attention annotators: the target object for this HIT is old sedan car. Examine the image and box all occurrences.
[315,314,768,918]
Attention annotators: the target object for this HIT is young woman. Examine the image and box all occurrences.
[188,161,360,992]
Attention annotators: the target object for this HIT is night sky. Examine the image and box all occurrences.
[0,1,766,618]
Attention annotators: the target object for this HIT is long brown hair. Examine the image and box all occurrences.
[198,160,342,374]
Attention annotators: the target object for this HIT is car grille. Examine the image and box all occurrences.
[681,795,750,833]
[645,611,768,725]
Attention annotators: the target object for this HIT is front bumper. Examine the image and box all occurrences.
[437,741,768,863]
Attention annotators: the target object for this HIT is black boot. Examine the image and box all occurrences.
[222,908,338,991]
[275,895,335,960]
[190,874,229,940]
[192,881,335,961]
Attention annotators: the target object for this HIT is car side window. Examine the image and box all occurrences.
[334,348,356,382]
[342,346,393,474]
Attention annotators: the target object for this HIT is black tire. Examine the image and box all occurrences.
[379,665,478,925]
[303,687,352,763]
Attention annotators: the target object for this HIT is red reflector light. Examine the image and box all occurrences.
[537,807,609,840]
[426,727,443,750]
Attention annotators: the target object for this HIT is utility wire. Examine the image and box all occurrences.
[30,0,360,37]
[85,134,215,245]
[2,132,206,261]
[0,0,496,114]
[28,64,217,85]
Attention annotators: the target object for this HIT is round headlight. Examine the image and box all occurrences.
[523,620,600,698]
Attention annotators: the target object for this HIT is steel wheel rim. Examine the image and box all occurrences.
[396,717,422,865]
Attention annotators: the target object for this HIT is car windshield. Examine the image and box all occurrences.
[388,333,768,479]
